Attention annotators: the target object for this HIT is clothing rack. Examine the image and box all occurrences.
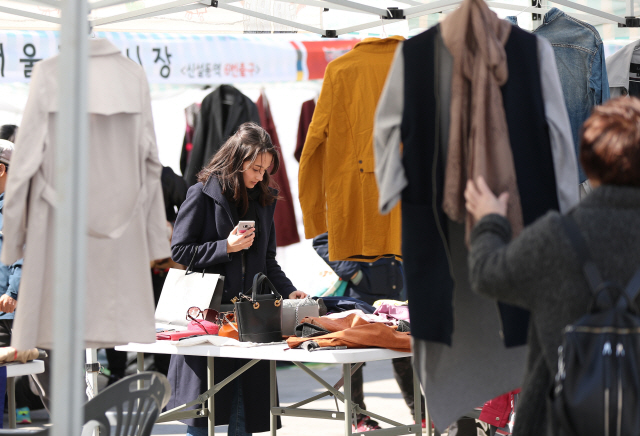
[0,1,638,436]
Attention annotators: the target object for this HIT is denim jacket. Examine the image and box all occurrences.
[0,193,22,320]
[534,7,610,183]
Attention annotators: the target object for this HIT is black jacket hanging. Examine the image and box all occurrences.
[400,25,559,346]
[184,85,261,186]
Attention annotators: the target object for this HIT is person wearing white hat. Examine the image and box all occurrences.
[0,138,19,321]
[0,137,31,423]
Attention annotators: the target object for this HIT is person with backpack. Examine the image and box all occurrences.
[464,96,640,436]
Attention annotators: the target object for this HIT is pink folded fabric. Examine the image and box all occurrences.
[160,330,206,341]
[156,320,219,341]
[374,303,410,322]
[187,320,218,335]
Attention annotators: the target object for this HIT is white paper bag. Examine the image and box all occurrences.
[155,268,224,327]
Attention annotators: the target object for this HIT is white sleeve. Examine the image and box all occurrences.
[536,36,580,212]
[374,43,406,215]
[140,72,171,262]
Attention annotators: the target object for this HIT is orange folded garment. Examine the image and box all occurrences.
[286,314,411,352]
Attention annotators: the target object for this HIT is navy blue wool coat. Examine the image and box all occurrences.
[166,176,296,431]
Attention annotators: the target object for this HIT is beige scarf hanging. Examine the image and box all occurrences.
[441,0,524,243]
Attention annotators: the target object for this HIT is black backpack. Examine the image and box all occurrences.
[550,215,640,436]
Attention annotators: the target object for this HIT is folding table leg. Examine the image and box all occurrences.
[137,352,144,373]
[413,367,422,436]
[343,363,352,436]
[208,357,215,436]
[137,353,145,392]
[270,360,277,436]
[7,377,15,428]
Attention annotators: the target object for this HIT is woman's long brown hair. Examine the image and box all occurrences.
[197,122,280,215]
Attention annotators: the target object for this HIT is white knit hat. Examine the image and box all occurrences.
[0,139,14,165]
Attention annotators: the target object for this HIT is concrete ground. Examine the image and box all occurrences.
[7,358,426,435]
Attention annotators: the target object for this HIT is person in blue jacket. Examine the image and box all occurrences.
[0,140,21,333]
[167,122,306,436]
[0,137,31,423]
[312,233,426,431]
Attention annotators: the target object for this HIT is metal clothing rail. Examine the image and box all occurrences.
[3,0,639,36]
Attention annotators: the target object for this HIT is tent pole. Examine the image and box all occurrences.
[486,2,551,15]
[394,0,422,5]
[268,0,376,15]
[550,0,625,24]
[91,0,200,26]
[0,5,61,24]
[92,3,207,26]
[50,2,88,436]
[321,0,387,16]
[10,0,61,9]
[403,0,465,16]
[335,18,403,35]
[216,1,327,35]
[90,0,139,10]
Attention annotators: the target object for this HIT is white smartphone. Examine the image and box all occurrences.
[238,221,255,250]
[238,220,255,234]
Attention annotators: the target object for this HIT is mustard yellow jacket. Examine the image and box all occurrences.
[299,36,404,262]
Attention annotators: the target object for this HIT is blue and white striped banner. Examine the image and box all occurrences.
[0,30,311,84]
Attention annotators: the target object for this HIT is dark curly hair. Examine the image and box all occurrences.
[197,122,280,215]
[0,125,17,142]
[580,97,640,187]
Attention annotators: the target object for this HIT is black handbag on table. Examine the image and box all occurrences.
[235,273,283,343]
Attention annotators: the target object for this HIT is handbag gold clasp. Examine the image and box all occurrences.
[274,298,282,307]
[253,302,260,309]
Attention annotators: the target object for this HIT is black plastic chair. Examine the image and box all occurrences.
[0,371,170,436]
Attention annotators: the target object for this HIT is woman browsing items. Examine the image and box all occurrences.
[464,97,640,435]
[167,122,306,436]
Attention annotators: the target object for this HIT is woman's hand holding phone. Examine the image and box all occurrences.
[227,225,255,253]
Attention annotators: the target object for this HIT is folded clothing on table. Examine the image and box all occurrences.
[0,347,44,364]
[316,297,376,314]
[373,303,410,323]
[156,319,218,340]
[287,313,410,352]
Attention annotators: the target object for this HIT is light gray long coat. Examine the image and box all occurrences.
[1,39,170,350]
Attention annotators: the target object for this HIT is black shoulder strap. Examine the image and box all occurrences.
[624,268,640,303]
[561,215,604,295]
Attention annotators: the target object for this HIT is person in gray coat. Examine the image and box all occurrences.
[464,96,640,436]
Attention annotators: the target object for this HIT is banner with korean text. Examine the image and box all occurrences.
[0,30,358,84]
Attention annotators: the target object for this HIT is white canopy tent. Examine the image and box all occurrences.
[1,0,640,435]
[3,0,640,33]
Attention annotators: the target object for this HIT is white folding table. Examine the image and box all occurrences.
[116,342,428,436]
[2,360,45,429]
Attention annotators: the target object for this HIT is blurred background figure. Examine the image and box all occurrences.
[0,127,43,424]
[312,233,426,431]
[0,125,17,143]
